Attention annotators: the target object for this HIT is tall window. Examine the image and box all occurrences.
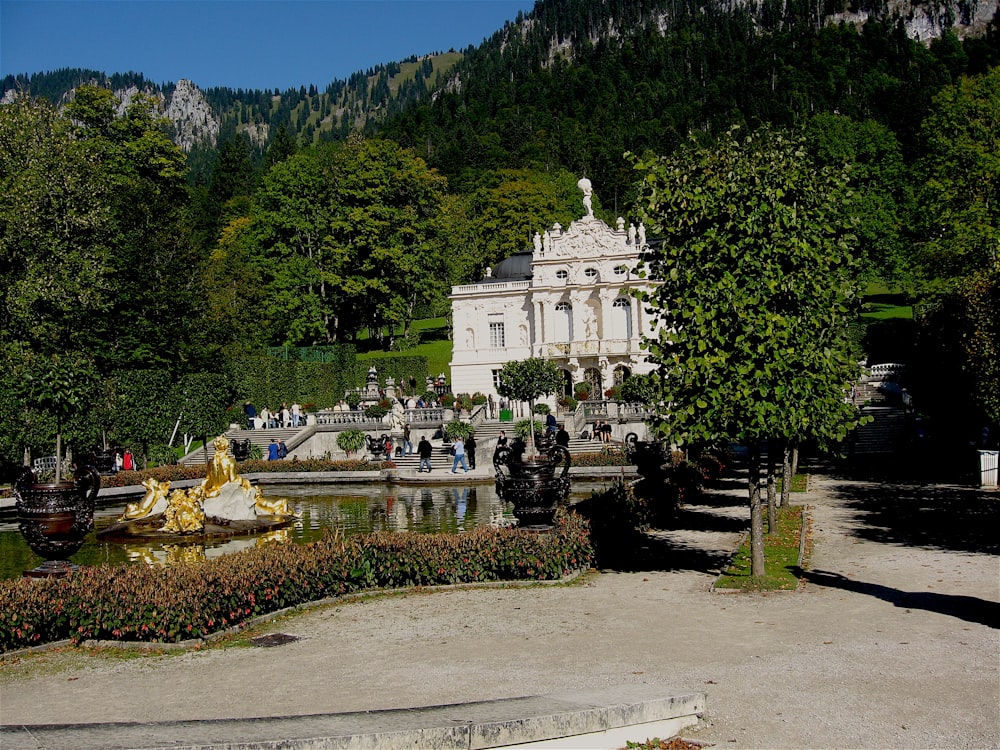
[612,298,632,339]
[554,302,572,342]
[489,314,505,348]
[492,369,501,390]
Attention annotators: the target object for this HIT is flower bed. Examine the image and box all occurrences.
[0,511,592,652]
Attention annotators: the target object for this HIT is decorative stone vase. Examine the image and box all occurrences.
[14,465,101,577]
[494,444,571,528]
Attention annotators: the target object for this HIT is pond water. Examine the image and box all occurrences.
[0,480,614,580]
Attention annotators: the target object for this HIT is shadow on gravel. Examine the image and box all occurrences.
[826,479,999,555]
[799,568,1000,629]
[592,532,737,575]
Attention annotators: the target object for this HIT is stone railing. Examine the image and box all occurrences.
[867,363,906,379]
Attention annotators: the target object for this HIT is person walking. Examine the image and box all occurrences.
[465,434,477,469]
[417,436,433,473]
[450,436,469,473]
[122,449,135,471]
[244,402,256,430]
[403,424,414,455]
[291,402,301,427]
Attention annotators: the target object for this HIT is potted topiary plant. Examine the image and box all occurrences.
[14,351,102,577]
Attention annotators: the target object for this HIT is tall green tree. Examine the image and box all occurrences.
[631,127,864,576]
[0,95,113,469]
[64,86,195,372]
[912,67,1000,296]
[251,136,447,345]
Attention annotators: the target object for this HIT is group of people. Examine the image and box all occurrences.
[590,419,614,443]
[244,401,303,430]
[267,439,288,460]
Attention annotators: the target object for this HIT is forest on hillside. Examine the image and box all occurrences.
[0,0,997,476]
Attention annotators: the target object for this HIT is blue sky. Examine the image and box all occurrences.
[1,0,536,90]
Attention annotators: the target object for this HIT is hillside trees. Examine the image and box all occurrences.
[632,127,865,576]
[63,85,198,372]
[240,136,448,346]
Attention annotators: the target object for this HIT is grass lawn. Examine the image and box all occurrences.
[357,317,453,382]
[714,504,807,591]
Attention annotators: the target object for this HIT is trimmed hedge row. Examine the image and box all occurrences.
[0,511,592,653]
[102,458,393,488]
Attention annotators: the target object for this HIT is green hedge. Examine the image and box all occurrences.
[0,512,592,652]
[102,458,393,487]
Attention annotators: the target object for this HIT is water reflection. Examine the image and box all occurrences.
[0,480,612,580]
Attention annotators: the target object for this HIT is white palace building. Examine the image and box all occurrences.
[449,179,660,405]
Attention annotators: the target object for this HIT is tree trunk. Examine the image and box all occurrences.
[791,445,800,477]
[747,442,766,577]
[781,442,793,508]
[766,445,777,535]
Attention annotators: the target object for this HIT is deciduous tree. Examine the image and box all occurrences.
[631,126,864,576]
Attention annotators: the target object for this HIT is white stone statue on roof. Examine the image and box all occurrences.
[577,177,594,218]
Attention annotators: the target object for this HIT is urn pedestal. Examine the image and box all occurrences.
[494,444,571,529]
[14,465,101,578]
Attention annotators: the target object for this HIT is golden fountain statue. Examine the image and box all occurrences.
[101,435,295,543]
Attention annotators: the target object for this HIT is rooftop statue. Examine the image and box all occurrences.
[577,177,594,219]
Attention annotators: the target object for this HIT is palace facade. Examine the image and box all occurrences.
[450,181,659,403]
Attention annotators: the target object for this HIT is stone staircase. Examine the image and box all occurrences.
[846,405,908,457]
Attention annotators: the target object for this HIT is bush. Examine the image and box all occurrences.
[440,393,455,408]
[574,382,592,400]
[514,418,543,440]
[532,403,550,415]
[471,392,487,406]
[0,512,592,652]
[443,420,474,440]
[336,429,367,456]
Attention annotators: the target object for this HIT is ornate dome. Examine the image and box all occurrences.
[485,251,533,282]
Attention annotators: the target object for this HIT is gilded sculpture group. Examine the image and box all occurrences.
[120,436,293,533]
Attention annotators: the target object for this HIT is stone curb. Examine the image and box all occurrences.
[0,686,707,750]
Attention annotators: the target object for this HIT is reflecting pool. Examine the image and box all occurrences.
[0,480,614,580]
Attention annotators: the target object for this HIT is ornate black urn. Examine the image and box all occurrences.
[625,432,668,480]
[14,465,101,577]
[494,442,571,528]
[231,438,251,462]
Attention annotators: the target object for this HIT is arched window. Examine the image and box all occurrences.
[611,298,632,339]
[583,367,602,397]
[554,301,572,342]
[613,365,631,386]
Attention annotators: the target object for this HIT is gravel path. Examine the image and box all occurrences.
[1,471,997,749]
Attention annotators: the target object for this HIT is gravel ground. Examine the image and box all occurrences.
[1,471,997,749]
